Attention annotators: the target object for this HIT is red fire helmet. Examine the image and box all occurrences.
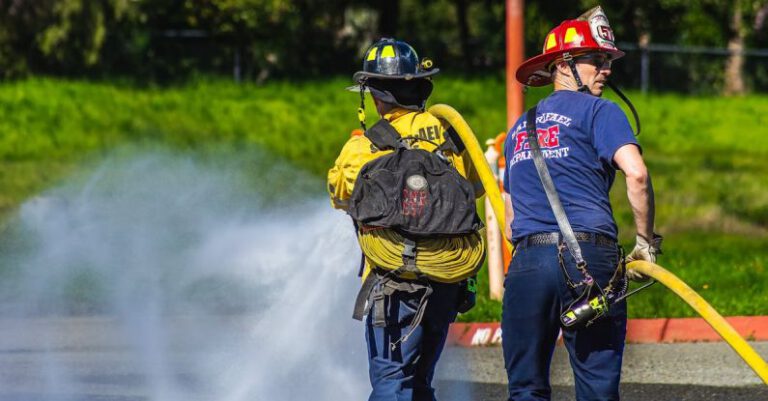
[516,11,625,87]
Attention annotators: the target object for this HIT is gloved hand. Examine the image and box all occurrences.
[625,233,663,281]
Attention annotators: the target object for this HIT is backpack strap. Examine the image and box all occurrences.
[365,119,403,151]
[366,117,466,157]
[351,267,433,350]
[352,272,380,322]
[437,126,466,154]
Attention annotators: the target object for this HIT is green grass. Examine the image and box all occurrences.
[1,77,766,319]
[460,231,767,321]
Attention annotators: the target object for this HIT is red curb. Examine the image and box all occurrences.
[662,316,768,342]
[448,323,503,347]
[727,316,768,341]
[448,316,768,346]
[626,318,667,343]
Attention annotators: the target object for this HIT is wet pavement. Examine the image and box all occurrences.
[0,317,766,400]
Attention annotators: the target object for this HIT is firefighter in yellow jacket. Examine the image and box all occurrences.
[328,38,485,401]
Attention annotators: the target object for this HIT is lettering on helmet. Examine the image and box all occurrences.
[598,25,615,42]
[586,7,617,49]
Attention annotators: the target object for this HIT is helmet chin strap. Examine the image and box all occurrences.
[607,81,642,136]
[357,84,368,131]
[562,53,591,93]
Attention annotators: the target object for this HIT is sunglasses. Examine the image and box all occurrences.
[576,53,612,69]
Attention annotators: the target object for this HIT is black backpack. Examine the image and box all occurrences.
[347,119,482,236]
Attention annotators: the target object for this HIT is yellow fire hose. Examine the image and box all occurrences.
[629,260,768,384]
[428,103,768,385]
[428,104,513,253]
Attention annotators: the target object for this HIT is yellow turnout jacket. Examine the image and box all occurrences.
[328,108,484,209]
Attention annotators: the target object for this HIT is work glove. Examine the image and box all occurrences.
[625,233,663,282]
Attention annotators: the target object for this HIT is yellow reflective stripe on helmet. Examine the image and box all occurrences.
[564,27,579,43]
[367,47,378,61]
[545,33,557,50]
[380,45,396,58]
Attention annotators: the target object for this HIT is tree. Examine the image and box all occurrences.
[0,0,139,77]
[725,0,746,95]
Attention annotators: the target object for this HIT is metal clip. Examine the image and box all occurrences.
[402,240,416,259]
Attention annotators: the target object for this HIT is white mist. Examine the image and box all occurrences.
[0,151,368,400]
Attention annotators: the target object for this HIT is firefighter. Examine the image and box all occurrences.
[328,38,485,401]
[501,7,661,401]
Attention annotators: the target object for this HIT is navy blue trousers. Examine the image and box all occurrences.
[365,280,460,401]
[502,240,627,401]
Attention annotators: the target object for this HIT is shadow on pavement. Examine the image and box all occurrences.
[437,380,768,401]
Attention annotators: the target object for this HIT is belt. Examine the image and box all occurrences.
[516,232,616,248]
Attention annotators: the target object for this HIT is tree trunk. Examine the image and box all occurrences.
[639,31,650,94]
[724,1,745,96]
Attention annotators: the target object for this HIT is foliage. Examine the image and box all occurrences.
[0,0,140,76]
[462,232,768,322]
[2,1,767,92]
[0,77,766,319]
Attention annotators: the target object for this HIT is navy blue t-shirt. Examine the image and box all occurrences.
[502,90,639,242]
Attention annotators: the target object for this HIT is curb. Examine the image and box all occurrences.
[447,316,768,347]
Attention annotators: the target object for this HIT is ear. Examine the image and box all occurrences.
[555,61,571,76]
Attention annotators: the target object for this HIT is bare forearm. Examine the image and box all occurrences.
[503,193,514,242]
[626,172,655,239]
[615,144,661,269]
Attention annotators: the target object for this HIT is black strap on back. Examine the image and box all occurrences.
[365,118,465,155]
[364,119,403,150]
[439,126,465,154]
[525,106,588,271]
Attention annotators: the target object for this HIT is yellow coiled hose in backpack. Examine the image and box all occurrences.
[358,227,486,283]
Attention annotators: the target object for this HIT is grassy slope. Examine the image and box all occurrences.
[1,77,766,319]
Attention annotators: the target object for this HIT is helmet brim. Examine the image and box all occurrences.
[352,68,440,84]
[345,84,368,92]
[516,48,624,87]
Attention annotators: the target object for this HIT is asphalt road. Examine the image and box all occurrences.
[437,343,768,400]
[0,317,766,401]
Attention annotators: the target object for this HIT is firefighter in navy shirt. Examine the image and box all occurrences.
[501,7,662,401]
